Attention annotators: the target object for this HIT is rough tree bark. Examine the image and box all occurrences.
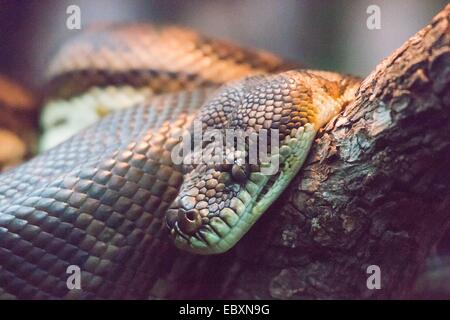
[149,4,450,299]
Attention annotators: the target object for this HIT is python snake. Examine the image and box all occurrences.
[0,24,360,299]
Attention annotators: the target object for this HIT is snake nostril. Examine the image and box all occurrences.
[185,209,198,222]
[177,208,202,235]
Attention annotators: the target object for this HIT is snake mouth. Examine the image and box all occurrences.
[166,123,317,255]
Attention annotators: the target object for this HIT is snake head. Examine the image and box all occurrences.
[166,150,258,254]
[165,123,317,255]
[166,70,359,254]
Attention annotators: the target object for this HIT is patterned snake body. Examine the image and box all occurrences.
[0,24,359,298]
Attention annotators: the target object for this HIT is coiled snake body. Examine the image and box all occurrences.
[0,24,359,299]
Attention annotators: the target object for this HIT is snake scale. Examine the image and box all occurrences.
[0,24,360,299]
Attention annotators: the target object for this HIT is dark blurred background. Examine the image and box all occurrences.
[0,0,448,89]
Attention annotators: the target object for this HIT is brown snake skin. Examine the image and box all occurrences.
[0,24,359,299]
[0,76,37,171]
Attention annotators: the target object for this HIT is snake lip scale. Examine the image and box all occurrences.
[0,23,360,299]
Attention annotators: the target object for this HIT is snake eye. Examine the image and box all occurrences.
[178,209,202,235]
[231,164,249,183]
